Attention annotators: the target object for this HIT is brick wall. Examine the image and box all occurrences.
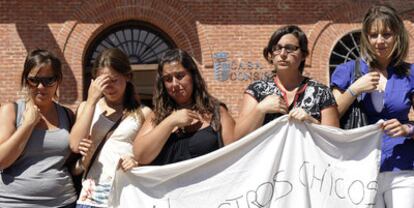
[1,0,414,118]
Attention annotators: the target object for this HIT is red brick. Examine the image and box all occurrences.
[1,0,414,117]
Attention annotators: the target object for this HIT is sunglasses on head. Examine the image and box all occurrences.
[161,71,188,83]
[27,76,57,87]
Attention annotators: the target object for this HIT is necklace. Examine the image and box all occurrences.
[177,126,186,136]
[101,99,124,121]
[177,102,194,110]
[104,99,123,109]
[176,120,203,137]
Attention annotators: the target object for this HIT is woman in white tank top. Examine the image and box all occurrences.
[69,48,151,208]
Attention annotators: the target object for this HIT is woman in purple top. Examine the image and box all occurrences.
[331,4,414,208]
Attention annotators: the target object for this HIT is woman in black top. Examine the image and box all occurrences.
[133,49,235,165]
[235,25,339,139]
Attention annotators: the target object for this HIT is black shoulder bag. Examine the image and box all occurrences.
[339,59,369,129]
[62,106,83,195]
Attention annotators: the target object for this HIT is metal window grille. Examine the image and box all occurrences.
[329,31,361,77]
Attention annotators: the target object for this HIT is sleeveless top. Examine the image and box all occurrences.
[151,125,220,165]
[77,102,143,207]
[0,99,77,208]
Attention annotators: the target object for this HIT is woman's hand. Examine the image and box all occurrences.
[288,108,320,124]
[382,119,410,137]
[257,94,288,115]
[167,109,200,128]
[86,74,111,105]
[78,137,93,157]
[22,99,41,127]
[119,155,139,171]
[350,71,380,95]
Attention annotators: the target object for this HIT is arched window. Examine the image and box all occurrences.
[329,31,361,77]
[83,21,176,105]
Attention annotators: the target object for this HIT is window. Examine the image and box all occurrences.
[329,31,361,77]
[83,21,176,106]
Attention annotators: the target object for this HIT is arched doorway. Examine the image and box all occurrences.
[83,21,176,106]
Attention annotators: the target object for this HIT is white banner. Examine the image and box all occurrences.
[109,116,382,208]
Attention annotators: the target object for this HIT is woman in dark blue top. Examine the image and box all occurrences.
[331,4,414,208]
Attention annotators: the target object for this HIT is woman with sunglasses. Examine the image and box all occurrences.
[331,5,414,207]
[0,49,78,207]
[133,49,235,165]
[69,48,151,208]
[235,25,339,139]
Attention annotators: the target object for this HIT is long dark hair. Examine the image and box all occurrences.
[92,48,142,117]
[153,49,222,132]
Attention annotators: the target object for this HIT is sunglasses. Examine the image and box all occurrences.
[27,76,58,87]
[161,71,188,83]
[272,44,300,54]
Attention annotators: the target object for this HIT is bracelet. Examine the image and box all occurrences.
[406,123,414,138]
[347,88,357,97]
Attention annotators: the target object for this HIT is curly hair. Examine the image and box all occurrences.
[152,49,223,132]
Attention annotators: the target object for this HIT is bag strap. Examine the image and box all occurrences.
[352,58,363,101]
[217,130,224,148]
[83,115,123,179]
[62,106,82,174]
[14,100,25,127]
[62,106,74,131]
[14,102,18,127]
[353,58,362,82]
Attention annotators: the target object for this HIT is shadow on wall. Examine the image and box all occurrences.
[15,23,78,105]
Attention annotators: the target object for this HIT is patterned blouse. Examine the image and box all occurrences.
[245,77,337,124]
